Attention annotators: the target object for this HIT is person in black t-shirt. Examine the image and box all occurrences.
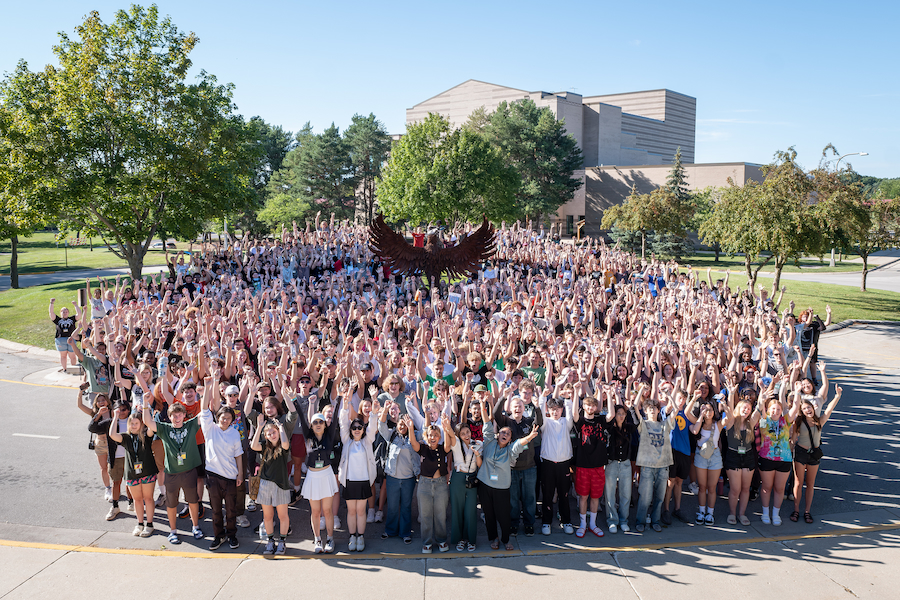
[49,298,81,372]
[573,393,608,537]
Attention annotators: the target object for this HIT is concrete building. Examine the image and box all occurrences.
[405,80,760,238]
[406,79,696,168]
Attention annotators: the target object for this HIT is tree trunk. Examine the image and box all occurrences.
[745,254,753,285]
[126,244,144,281]
[714,242,720,263]
[772,256,786,292]
[860,253,868,291]
[10,234,19,289]
[641,231,646,260]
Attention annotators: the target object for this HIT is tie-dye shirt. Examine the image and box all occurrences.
[758,416,792,462]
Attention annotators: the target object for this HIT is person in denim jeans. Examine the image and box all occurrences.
[407,415,454,553]
[494,389,543,536]
[603,396,635,533]
[633,388,675,532]
[378,401,419,543]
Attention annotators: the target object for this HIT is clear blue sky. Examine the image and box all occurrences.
[2,1,897,177]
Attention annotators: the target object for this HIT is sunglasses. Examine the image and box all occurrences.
[350,426,364,432]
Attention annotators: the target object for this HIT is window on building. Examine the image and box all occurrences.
[566,215,574,236]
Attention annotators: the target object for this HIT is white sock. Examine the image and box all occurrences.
[707,507,714,517]
[772,506,779,518]
[588,512,597,528]
[762,506,771,519]
[579,513,587,528]
[698,506,707,515]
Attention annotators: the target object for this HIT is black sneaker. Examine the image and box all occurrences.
[276,539,286,555]
[228,536,240,549]
[661,510,673,526]
[381,532,391,540]
[510,526,518,537]
[177,504,190,519]
[289,490,299,506]
[672,509,687,523]
[208,536,224,551]
[524,525,534,537]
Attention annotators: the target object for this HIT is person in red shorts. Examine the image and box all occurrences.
[572,391,608,537]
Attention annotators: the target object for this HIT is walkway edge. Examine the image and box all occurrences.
[0,338,57,361]
[2,521,897,561]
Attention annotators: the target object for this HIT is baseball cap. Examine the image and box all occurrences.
[224,385,240,395]
[311,413,326,423]
[474,384,488,392]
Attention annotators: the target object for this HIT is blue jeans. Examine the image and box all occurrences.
[417,475,449,546]
[605,459,632,527]
[509,467,537,528]
[635,466,668,526]
[385,475,416,538]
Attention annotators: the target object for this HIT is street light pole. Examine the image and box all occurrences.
[828,152,868,267]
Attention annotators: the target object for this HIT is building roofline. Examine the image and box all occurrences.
[583,88,697,102]
[590,162,763,171]
[407,79,530,110]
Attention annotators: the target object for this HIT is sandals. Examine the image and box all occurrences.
[590,525,604,538]
[575,526,586,538]
[804,512,814,524]
[726,515,737,525]
[739,515,751,526]
[456,541,467,552]
[490,539,499,550]
[505,542,515,551]
[789,511,800,522]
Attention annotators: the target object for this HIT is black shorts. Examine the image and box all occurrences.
[195,442,206,477]
[793,446,822,466]
[723,448,757,471]
[669,450,691,480]
[342,480,373,501]
[758,456,792,473]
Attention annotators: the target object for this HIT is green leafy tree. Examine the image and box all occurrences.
[701,148,824,290]
[344,113,391,224]
[377,113,519,226]
[483,100,583,222]
[296,124,354,219]
[0,64,58,288]
[235,117,294,234]
[8,5,260,279]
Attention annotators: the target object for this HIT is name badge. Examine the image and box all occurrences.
[315,460,324,469]
[490,474,499,482]
[134,462,143,473]
[177,453,186,466]
[737,446,747,455]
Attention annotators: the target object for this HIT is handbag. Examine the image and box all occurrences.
[802,420,824,461]
[463,445,479,489]
[697,423,719,460]
[249,473,261,501]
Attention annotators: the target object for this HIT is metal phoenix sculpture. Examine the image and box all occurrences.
[368,215,497,284]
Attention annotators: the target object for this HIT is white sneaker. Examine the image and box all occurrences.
[132,524,143,536]
[106,506,120,521]
[366,508,376,523]
[104,487,112,502]
[541,524,551,535]
[313,538,324,554]
[374,510,384,523]
[563,523,575,535]
[689,482,700,495]
[324,537,334,554]
[155,494,166,508]
[356,535,365,552]
[236,515,250,528]
[608,523,618,534]
[246,499,258,512]
[140,525,154,537]
[348,534,358,552]
[333,515,341,529]
[620,522,631,532]
[772,513,782,526]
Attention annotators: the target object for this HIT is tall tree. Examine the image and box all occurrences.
[377,113,519,226]
[9,5,260,279]
[344,113,390,224]
[483,99,583,222]
[296,124,354,219]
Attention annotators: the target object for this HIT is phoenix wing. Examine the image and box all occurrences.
[433,217,497,279]
[368,215,426,275]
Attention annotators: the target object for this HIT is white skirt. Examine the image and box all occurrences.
[301,467,339,501]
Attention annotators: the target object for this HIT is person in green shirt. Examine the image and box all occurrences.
[143,402,204,545]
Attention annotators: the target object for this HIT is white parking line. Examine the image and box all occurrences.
[12,433,60,440]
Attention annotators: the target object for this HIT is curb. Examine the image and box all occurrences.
[0,338,58,361]
[825,319,900,333]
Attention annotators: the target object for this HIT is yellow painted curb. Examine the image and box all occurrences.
[0,378,74,390]
[2,522,897,561]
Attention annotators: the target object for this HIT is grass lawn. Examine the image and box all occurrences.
[678,253,864,274]
[2,276,897,351]
[0,232,186,276]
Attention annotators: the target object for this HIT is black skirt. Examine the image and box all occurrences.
[343,479,373,500]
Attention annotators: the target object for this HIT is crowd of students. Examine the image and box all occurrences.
[53,214,842,555]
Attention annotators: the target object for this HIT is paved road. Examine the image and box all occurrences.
[0,323,898,598]
[0,265,170,293]
[760,258,900,294]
